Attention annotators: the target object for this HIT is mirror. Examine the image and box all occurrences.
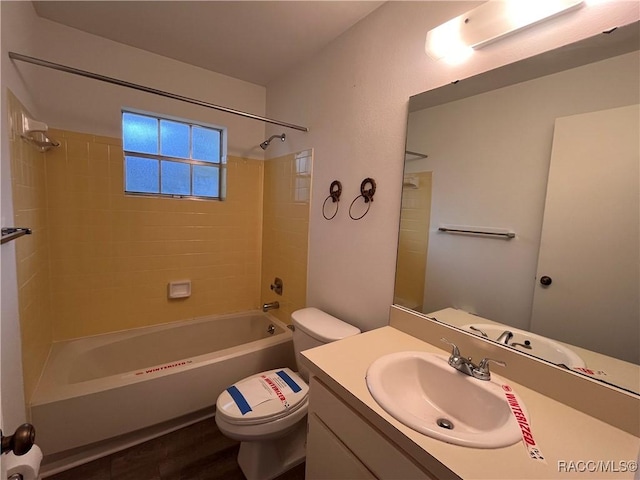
[395,22,639,394]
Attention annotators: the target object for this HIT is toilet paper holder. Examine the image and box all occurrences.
[1,423,35,456]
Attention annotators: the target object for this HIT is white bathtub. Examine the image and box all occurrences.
[31,311,296,458]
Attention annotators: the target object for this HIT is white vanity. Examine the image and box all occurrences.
[301,307,640,479]
[307,376,433,479]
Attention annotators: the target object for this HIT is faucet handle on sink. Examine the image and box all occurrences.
[440,337,460,358]
[440,338,469,369]
[475,357,506,381]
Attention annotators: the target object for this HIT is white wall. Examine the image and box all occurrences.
[3,2,267,159]
[265,1,640,332]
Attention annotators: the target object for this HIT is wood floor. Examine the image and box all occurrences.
[46,418,306,480]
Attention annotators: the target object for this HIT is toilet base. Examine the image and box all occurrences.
[237,420,306,480]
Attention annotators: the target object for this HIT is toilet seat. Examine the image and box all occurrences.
[216,368,309,426]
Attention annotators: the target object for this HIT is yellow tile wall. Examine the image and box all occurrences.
[394,172,432,311]
[260,150,311,324]
[7,90,54,402]
[8,108,312,402]
[44,129,264,340]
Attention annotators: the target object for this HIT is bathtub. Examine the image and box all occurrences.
[31,311,296,459]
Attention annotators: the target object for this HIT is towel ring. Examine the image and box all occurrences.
[322,180,342,220]
[360,177,376,202]
[349,178,376,220]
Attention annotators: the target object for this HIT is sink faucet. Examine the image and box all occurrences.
[496,330,514,344]
[441,338,506,381]
[262,301,279,312]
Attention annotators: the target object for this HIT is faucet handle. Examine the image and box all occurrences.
[440,337,460,358]
[474,357,506,380]
[469,325,488,338]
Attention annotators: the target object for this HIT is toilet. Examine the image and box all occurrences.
[215,307,360,480]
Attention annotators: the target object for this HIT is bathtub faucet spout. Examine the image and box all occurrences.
[262,301,279,312]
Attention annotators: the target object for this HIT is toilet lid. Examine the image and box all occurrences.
[216,368,309,425]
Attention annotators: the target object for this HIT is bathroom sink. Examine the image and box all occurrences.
[462,324,586,367]
[365,352,525,448]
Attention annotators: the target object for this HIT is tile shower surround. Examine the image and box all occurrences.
[8,95,310,403]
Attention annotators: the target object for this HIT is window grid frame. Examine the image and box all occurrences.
[122,110,226,201]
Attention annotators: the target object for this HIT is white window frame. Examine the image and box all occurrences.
[122,108,227,200]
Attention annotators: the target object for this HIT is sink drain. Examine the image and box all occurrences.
[436,418,454,430]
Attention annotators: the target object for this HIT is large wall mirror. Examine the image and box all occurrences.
[396,22,639,394]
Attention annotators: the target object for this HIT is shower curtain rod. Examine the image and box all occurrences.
[8,52,309,133]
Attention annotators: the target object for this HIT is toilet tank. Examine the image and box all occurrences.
[291,307,361,381]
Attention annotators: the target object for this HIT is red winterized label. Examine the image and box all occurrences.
[130,360,193,377]
[502,384,546,463]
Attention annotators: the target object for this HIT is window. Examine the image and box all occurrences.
[294,150,312,203]
[122,110,226,200]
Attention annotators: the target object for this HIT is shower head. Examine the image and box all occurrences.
[260,133,286,150]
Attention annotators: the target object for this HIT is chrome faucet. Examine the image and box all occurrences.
[262,301,279,312]
[496,330,514,345]
[441,338,506,381]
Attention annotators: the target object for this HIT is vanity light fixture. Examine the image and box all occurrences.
[425,0,585,62]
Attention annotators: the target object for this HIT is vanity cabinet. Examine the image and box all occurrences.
[307,414,376,480]
[306,376,437,480]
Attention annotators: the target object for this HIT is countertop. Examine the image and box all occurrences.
[301,326,640,480]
